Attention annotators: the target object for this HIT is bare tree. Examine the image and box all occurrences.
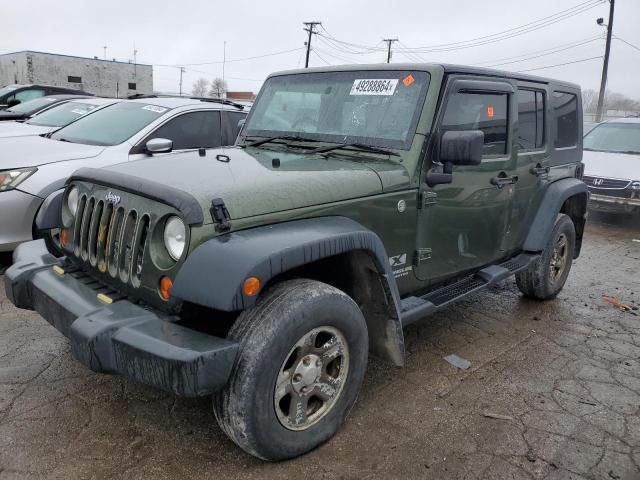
[208,78,228,99]
[192,78,209,97]
[583,88,640,114]
[582,89,599,113]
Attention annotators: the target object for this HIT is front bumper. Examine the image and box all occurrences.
[0,189,43,252]
[589,193,640,213]
[4,240,239,396]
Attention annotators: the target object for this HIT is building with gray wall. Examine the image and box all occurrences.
[0,51,153,98]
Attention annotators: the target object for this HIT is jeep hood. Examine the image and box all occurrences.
[583,150,640,180]
[0,121,53,139]
[104,147,407,221]
[0,135,105,170]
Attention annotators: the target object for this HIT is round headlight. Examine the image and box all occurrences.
[164,216,186,261]
[67,186,79,216]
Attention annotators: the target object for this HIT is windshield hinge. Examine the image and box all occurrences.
[417,190,438,209]
[414,248,432,265]
[210,198,231,233]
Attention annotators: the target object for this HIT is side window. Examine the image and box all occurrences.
[441,91,508,156]
[553,92,578,148]
[14,88,46,103]
[221,111,247,145]
[517,89,545,151]
[150,111,222,150]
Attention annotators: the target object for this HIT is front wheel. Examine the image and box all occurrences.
[213,279,368,461]
[516,213,576,300]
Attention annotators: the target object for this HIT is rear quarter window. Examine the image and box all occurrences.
[553,91,578,148]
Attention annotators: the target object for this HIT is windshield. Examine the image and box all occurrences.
[244,70,430,150]
[6,96,57,114]
[0,85,20,98]
[27,101,101,127]
[584,122,640,154]
[50,102,169,146]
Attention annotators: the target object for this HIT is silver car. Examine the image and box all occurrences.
[582,118,640,214]
[0,97,118,139]
[0,97,248,251]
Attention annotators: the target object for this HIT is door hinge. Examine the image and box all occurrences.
[414,248,432,265]
[210,198,231,233]
[417,191,438,209]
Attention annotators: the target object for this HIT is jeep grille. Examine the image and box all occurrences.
[72,193,150,288]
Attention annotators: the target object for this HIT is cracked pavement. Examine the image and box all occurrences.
[1,212,639,479]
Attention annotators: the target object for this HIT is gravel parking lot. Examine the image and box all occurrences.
[1,213,639,480]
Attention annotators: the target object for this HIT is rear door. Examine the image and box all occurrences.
[508,85,549,251]
[416,76,518,286]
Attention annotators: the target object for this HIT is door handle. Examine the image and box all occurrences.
[530,163,550,177]
[491,172,518,188]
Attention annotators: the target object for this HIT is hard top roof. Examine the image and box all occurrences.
[266,62,580,91]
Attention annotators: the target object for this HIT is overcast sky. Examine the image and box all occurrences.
[2,0,638,99]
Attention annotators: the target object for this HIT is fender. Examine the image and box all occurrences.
[172,216,405,365]
[523,177,588,253]
[34,189,63,232]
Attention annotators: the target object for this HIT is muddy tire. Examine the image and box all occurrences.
[516,213,576,300]
[213,279,368,461]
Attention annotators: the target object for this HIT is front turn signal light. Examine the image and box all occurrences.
[159,276,173,300]
[59,228,69,247]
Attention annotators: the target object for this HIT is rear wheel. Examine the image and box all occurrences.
[213,279,368,461]
[516,214,576,300]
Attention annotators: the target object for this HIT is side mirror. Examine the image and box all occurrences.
[426,130,484,187]
[440,130,484,166]
[7,99,21,108]
[145,138,173,154]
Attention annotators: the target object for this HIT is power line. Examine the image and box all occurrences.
[483,36,602,68]
[614,35,640,52]
[398,0,604,52]
[313,46,361,64]
[319,0,604,54]
[515,55,602,73]
[312,49,331,66]
[155,47,305,67]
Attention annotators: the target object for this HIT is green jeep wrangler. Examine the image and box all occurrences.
[5,64,588,461]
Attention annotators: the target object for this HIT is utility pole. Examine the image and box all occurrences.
[103,46,107,60]
[133,47,138,77]
[303,21,321,68]
[222,40,226,84]
[596,0,615,122]
[383,38,399,63]
[179,67,186,96]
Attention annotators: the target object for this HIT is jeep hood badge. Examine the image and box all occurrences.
[105,191,121,204]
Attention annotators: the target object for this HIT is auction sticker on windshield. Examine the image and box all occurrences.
[350,79,398,96]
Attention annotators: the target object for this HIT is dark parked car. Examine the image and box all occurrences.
[0,84,92,110]
[0,94,92,122]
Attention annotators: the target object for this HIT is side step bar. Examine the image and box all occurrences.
[400,253,539,327]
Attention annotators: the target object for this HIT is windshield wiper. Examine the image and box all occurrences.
[244,135,320,148]
[311,142,399,157]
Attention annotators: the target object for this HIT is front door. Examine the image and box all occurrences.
[416,77,518,287]
[129,110,223,161]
